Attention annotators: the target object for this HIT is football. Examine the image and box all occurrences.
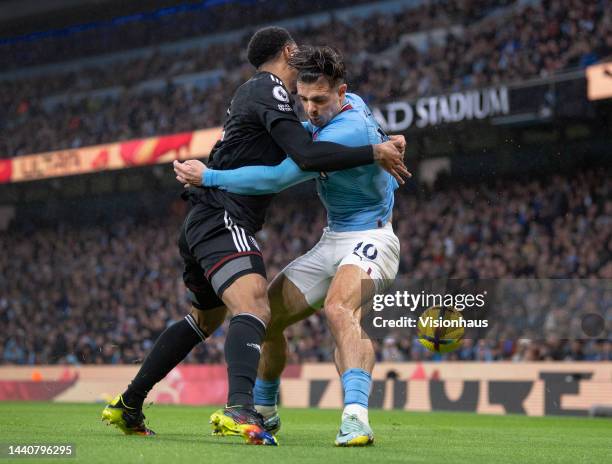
[417,306,465,353]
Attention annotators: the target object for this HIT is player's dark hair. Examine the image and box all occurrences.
[288,45,346,88]
[246,26,295,68]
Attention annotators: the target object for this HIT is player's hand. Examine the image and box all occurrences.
[173,159,207,187]
[389,134,406,154]
[373,141,411,185]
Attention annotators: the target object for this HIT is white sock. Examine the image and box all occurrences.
[255,404,277,419]
[342,404,369,426]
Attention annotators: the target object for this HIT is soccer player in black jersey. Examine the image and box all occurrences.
[102,26,407,445]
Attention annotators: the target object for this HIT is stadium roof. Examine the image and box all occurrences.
[0,0,207,38]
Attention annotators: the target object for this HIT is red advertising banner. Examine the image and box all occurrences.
[0,159,11,183]
[0,127,222,184]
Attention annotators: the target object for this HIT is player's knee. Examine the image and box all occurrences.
[267,303,291,335]
[324,300,351,329]
[251,306,271,326]
[236,298,271,326]
[223,273,271,324]
[265,319,286,340]
[248,285,272,324]
[235,304,270,326]
[189,309,209,335]
[190,307,226,337]
[262,332,287,352]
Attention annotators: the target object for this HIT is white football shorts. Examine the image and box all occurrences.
[281,222,400,308]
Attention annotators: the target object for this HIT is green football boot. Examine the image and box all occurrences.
[101,394,155,436]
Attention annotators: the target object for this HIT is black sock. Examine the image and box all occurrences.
[122,315,205,409]
[225,314,266,408]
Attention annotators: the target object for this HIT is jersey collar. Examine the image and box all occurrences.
[339,102,353,114]
[311,102,354,139]
[257,71,288,90]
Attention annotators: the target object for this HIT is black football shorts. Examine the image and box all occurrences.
[178,203,266,310]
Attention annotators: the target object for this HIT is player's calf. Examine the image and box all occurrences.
[220,274,271,409]
[104,305,227,438]
[120,313,208,411]
[254,333,285,433]
[323,265,376,442]
[253,274,316,432]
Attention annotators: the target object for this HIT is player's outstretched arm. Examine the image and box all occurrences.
[204,157,317,195]
[173,158,316,194]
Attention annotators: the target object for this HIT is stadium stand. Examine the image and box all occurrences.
[0,0,376,68]
[0,0,610,367]
[2,0,610,158]
[1,168,609,365]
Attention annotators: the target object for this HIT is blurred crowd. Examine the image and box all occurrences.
[1,168,610,365]
[1,0,374,69]
[1,0,510,100]
[2,0,611,157]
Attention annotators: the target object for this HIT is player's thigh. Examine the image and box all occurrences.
[267,272,318,335]
[280,232,335,311]
[179,217,225,313]
[221,273,269,318]
[183,205,269,317]
[324,264,375,316]
[325,225,401,316]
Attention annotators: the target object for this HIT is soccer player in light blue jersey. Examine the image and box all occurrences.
[175,46,409,446]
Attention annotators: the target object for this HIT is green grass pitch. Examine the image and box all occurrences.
[0,402,610,463]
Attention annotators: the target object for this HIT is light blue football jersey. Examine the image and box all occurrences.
[305,93,398,231]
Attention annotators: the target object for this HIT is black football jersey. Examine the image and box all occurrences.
[187,71,300,233]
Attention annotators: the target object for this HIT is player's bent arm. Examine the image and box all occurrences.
[203,117,366,194]
[270,119,374,172]
[203,157,317,195]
